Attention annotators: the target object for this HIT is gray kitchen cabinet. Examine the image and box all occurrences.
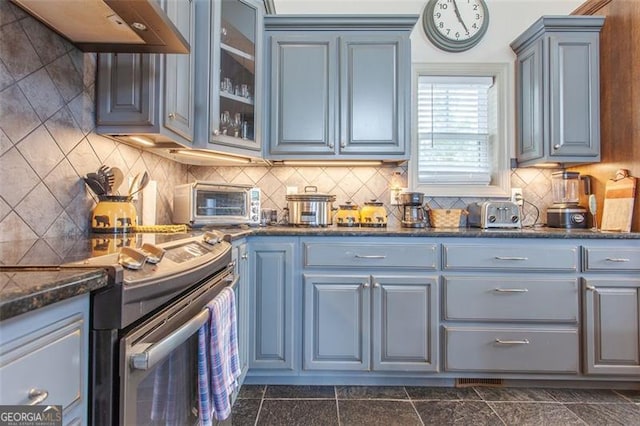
[248,239,296,371]
[582,243,640,375]
[511,16,604,167]
[441,240,580,374]
[302,238,439,373]
[0,295,89,426]
[264,16,416,160]
[96,0,196,147]
[231,240,250,398]
[196,0,264,156]
[303,274,370,371]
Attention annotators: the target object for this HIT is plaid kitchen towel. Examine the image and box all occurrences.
[198,287,241,424]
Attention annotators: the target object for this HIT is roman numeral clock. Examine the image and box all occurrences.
[423,0,489,52]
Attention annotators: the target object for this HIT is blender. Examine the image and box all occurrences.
[546,171,591,229]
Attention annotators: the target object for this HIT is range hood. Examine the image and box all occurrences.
[11,0,189,54]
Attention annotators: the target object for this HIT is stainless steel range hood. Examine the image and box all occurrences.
[11,0,189,54]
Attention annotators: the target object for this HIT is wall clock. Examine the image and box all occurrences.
[423,0,489,52]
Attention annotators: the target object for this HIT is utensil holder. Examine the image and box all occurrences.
[91,195,137,233]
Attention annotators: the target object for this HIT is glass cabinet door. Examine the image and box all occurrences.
[210,0,261,152]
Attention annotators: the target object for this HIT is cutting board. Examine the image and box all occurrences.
[601,175,636,232]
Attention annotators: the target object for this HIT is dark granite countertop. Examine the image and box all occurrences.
[226,225,640,240]
[0,267,108,321]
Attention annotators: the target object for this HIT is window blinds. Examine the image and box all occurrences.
[417,75,493,185]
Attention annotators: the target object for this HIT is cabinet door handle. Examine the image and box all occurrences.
[168,113,175,119]
[494,256,528,261]
[362,282,370,289]
[553,144,561,150]
[605,258,630,262]
[328,142,334,149]
[355,254,386,259]
[585,285,597,292]
[493,288,528,293]
[213,129,220,136]
[27,388,49,405]
[241,253,248,260]
[495,338,530,345]
[340,141,346,149]
[373,282,380,288]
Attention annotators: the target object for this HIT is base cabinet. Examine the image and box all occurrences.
[0,295,89,426]
[249,240,296,371]
[231,240,250,401]
[583,279,640,375]
[303,274,438,372]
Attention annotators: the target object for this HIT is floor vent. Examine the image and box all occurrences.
[455,378,504,388]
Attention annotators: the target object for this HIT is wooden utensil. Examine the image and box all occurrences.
[601,169,636,233]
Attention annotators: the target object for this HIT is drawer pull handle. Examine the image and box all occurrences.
[493,288,528,293]
[605,258,630,262]
[495,338,530,345]
[355,255,386,259]
[494,256,528,261]
[28,388,49,405]
[586,285,597,292]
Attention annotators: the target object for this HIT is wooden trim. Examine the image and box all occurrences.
[572,0,613,16]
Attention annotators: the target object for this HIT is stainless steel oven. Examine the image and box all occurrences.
[122,264,237,425]
[66,231,234,425]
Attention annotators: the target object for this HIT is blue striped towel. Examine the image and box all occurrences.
[197,287,241,424]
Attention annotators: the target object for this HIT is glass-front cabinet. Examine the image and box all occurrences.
[207,0,263,154]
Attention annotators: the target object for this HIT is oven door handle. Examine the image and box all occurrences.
[130,309,210,371]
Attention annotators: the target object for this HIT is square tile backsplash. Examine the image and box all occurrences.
[0,3,555,242]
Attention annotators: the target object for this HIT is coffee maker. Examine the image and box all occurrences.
[401,192,428,228]
[546,171,591,229]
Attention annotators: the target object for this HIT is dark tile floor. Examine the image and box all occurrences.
[225,385,640,425]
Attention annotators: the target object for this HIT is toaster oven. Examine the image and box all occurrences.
[173,182,260,226]
[467,201,522,229]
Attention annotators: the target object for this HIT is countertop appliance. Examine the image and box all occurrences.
[468,201,521,228]
[547,171,591,229]
[400,192,427,228]
[286,186,336,227]
[173,182,260,227]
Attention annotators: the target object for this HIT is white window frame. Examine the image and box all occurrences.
[410,63,512,198]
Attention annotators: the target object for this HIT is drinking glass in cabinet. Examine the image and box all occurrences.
[220,111,231,135]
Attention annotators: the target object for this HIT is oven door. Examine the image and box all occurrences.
[120,270,237,425]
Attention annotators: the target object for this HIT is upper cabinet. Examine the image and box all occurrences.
[264,16,417,160]
[96,0,265,161]
[511,16,604,167]
[195,0,264,156]
[96,0,196,147]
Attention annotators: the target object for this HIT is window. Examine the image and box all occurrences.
[410,63,511,197]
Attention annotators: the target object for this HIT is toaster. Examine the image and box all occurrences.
[467,201,522,228]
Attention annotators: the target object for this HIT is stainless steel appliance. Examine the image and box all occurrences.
[66,231,235,425]
[286,186,336,227]
[400,192,427,228]
[173,182,260,226]
[467,201,521,228]
[547,171,591,229]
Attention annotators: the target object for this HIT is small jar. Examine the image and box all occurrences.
[335,201,360,227]
[91,195,137,233]
[360,199,387,227]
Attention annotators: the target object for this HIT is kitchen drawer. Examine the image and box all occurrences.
[0,314,84,410]
[443,277,579,322]
[304,242,437,269]
[444,326,579,373]
[443,244,578,271]
[583,247,640,272]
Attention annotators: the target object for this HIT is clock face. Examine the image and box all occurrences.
[423,0,489,52]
